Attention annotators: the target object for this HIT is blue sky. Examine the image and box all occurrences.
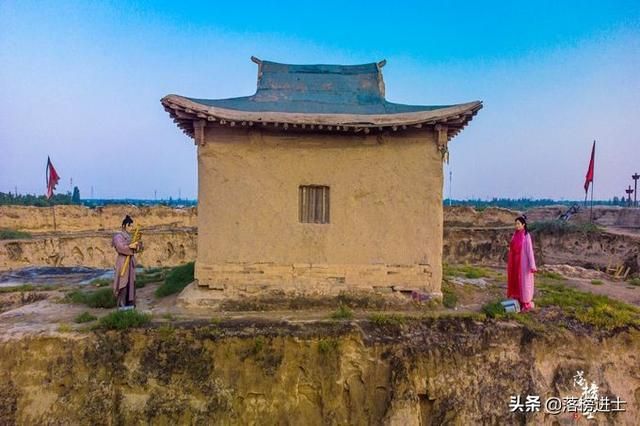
[1,1,639,200]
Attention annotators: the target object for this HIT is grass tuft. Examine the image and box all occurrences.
[66,288,117,308]
[98,309,151,330]
[155,262,194,297]
[590,279,603,285]
[57,323,73,333]
[252,336,265,354]
[442,286,458,308]
[135,269,168,288]
[317,338,339,355]
[443,263,491,279]
[74,311,97,323]
[481,300,506,318]
[537,282,640,330]
[0,229,32,240]
[538,271,565,281]
[0,284,41,293]
[368,313,405,326]
[330,304,353,320]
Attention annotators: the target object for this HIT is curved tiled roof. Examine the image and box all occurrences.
[161,58,482,140]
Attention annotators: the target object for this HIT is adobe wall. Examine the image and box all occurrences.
[196,128,444,295]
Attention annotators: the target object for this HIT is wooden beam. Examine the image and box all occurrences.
[193,120,206,146]
[436,124,449,162]
[175,110,195,119]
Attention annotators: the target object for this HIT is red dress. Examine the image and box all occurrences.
[507,229,537,311]
[507,229,524,301]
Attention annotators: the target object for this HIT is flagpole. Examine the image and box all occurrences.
[590,176,594,223]
[590,141,595,222]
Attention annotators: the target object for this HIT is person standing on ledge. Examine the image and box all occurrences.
[112,215,142,309]
[507,215,537,312]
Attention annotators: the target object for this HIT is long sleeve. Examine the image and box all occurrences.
[113,234,134,256]
[526,234,537,271]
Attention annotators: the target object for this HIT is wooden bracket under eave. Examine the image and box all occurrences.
[193,120,206,146]
[435,124,449,163]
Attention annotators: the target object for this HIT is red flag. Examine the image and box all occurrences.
[46,156,60,199]
[584,141,595,193]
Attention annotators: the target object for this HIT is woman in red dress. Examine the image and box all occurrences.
[507,215,537,312]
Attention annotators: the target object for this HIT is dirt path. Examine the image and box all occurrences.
[561,277,640,306]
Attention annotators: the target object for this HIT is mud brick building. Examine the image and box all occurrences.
[162,57,481,297]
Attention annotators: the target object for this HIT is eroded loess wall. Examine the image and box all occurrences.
[0,319,638,425]
[197,128,444,294]
[0,229,196,270]
[0,205,196,233]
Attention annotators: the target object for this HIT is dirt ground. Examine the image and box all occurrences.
[2,261,637,341]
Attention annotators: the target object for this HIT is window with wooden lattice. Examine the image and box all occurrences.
[299,185,330,224]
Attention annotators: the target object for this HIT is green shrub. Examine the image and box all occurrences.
[74,311,97,323]
[155,262,194,297]
[98,310,151,330]
[590,279,603,285]
[317,338,339,354]
[481,300,506,318]
[442,287,458,308]
[252,336,265,354]
[628,277,640,286]
[330,304,353,320]
[67,288,116,308]
[0,229,32,240]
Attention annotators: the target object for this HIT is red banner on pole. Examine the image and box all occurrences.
[584,141,595,193]
[46,156,60,199]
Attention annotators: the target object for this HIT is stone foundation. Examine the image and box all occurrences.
[195,262,435,294]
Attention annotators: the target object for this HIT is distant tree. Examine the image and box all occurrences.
[72,186,81,203]
[0,191,73,206]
